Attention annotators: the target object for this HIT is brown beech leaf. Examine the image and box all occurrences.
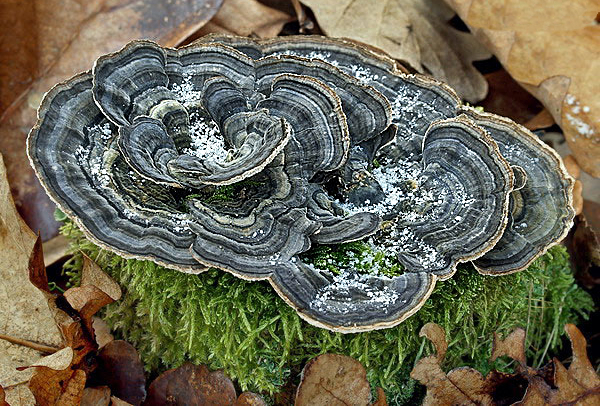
[81,386,111,406]
[0,153,61,404]
[444,0,600,177]
[0,0,223,241]
[94,341,146,406]
[300,0,491,102]
[191,0,292,40]
[295,354,372,406]
[145,363,237,405]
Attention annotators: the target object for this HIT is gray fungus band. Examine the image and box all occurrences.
[28,34,574,333]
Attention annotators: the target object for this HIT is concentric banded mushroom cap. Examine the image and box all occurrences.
[28,34,574,333]
[463,108,575,274]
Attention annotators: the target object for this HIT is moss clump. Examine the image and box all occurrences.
[59,217,593,405]
[300,241,404,277]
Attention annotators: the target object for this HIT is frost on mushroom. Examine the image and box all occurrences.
[28,35,574,333]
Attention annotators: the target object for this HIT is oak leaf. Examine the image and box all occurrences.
[411,322,600,405]
[444,0,600,177]
[300,0,491,102]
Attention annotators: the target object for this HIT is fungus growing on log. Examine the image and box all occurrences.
[28,35,574,332]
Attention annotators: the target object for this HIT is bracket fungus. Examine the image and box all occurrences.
[28,34,574,333]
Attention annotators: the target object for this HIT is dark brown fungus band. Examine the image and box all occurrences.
[28,35,574,332]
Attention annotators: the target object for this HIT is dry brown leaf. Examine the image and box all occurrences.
[412,322,600,405]
[110,396,134,406]
[524,109,555,131]
[41,234,70,268]
[301,0,491,102]
[371,387,387,406]
[235,391,267,405]
[480,68,545,125]
[82,254,122,302]
[0,153,62,405]
[94,341,146,406]
[295,353,371,406]
[145,363,237,405]
[568,214,600,289]
[191,0,292,39]
[573,180,584,215]
[93,317,115,349]
[0,385,8,406]
[445,0,600,177]
[564,155,582,179]
[410,323,492,405]
[81,386,111,406]
[20,231,122,404]
[0,0,223,240]
[491,327,527,366]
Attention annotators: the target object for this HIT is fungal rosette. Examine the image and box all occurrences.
[28,35,574,332]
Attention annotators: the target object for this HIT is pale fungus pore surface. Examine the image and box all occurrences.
[28,35,574,332]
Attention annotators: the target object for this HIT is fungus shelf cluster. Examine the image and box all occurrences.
[28,35,574,332]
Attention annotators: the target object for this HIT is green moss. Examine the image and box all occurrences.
[300,241,404,277]
[59,217,593,405]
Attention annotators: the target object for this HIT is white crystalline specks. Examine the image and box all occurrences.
[170,73,230,161]
[182,111,227,161]
[564,94,595,141]
[170,73,202,105]
[309,267,400,315]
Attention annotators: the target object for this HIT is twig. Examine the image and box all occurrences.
[0,333,59,354]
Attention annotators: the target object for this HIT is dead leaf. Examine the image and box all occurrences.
[0,0,223,240]
[573,180,584,215]
[93,341,146,406]
[0,385,9,406]
[190,0,292,40]
[21,347,82,406]
[42,234,70,268]
[371,387,387,406]
[0,153,62,404]
[524,109,555,131]
[491,328,527,366]
[82,254,122,301]
[81,386,111,406]
[145,363,237,405]
[567,214,600,289]
[444,0,600,176]
[235,392,267,405]
[564,155,582,179]
[295,354,371,406]
[410,323,492,405]
[111,396,134,406]
[301,0,491,102]
[92,317,115,349]
[480,68,545,125]
[411,322,600,405]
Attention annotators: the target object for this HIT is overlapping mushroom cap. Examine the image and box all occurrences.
[28,35,574,332]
